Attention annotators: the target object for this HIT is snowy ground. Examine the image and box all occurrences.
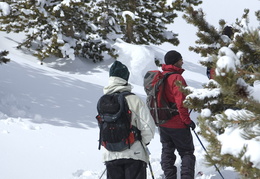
[1,1,259,178]
[0,32,239,179]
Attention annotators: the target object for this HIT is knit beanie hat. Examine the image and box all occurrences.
[109,61,130,81]
[222,26,233,39]
[164,50,182,65]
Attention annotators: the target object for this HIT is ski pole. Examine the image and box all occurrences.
[148,160,155,179]
[99,168,106,179]
[193,130,225,179]
[140,142,155,179]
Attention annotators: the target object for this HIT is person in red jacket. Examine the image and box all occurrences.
[206,26,234,79]
[159,50,196,179]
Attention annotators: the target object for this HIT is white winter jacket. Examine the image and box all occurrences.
[102,77,156,163]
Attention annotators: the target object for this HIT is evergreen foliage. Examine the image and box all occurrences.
[94,0,202,45]
[0,0,115,63]
[0,50,10,64]
[0,0,202,63]
[183,7,260,178]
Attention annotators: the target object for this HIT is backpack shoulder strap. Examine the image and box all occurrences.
[154,72,176,89]
[161,72,177,87]
[120,91,134,97]
[118,91,134,111]
[160,72,177,103]
[163,72,177,80]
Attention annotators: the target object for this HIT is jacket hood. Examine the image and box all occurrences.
[103,76,132,94]
[162,64,185,74]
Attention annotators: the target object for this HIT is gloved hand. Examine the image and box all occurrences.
[187,120,196,130]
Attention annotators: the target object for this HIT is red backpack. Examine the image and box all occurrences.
[143,71,179,125]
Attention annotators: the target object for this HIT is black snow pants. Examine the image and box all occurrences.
[159,127,195,179]
[105,158,147,179]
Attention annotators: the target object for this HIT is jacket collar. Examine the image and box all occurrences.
[103,76,132,94]
[162,64,185,74]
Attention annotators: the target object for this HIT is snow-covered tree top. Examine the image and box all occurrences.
[0,2,11,16]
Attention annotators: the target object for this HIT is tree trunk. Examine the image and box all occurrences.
[125,0,135,43]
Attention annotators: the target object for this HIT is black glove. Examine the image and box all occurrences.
[187,120,196,130]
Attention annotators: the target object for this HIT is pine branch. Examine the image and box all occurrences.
[0,50,10,64]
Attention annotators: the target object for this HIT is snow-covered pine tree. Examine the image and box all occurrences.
[0,50,10,64]
[51,0,115,62]
[94,0,202,45]
[183,6,260,178]
[0,0,114,63]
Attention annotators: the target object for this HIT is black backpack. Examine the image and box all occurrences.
[143,70,179,126]
[96,91,141,152]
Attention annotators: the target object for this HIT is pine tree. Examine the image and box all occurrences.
[0,0,115,63]
[183,7,260,178]
[94,0,202,45]
[0,0,203,63]
[0,50,10,64]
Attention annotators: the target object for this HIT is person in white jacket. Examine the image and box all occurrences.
[102,60,156,179]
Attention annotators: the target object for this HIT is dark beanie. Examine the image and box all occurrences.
[109,61,130,81]
[222,26,233,39]
[164,50,182,65]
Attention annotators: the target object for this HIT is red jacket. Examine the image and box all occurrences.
[159,64,191,128]
[209,68,215,79]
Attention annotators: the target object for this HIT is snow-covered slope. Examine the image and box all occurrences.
[1,1,259,178]
[0,31,239,179]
